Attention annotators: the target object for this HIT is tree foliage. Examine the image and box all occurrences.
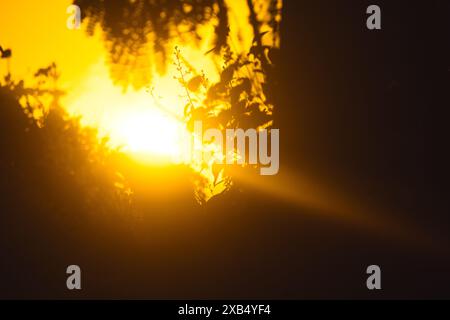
[172,33,279,195]
[74,0,229,89]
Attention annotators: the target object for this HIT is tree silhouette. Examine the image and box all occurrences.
[73,0,282,90]
[74,0,229,89]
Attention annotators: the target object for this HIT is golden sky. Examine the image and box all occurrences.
[0,0,102,87]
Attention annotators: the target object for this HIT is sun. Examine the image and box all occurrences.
[113,109,186,162]
[63,59,194,163]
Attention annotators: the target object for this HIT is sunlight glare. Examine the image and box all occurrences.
[64,59,191,163]
[113,109,185,161]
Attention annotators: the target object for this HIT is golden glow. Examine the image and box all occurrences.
[63,58,190,161]
[112,110,184,159]
[0,0,281,201]
[1,1,428,244]
[0,0,259,163]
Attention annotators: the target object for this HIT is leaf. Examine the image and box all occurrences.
[187,75,203,92]
[220,65,235,83]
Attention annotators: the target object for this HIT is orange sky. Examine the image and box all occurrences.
[0,0,102,87]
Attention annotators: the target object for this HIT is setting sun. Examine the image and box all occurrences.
[62,58,192,163]
[113,109,185,160]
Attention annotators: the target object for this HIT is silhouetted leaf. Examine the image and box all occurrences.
[187,76,203,92]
